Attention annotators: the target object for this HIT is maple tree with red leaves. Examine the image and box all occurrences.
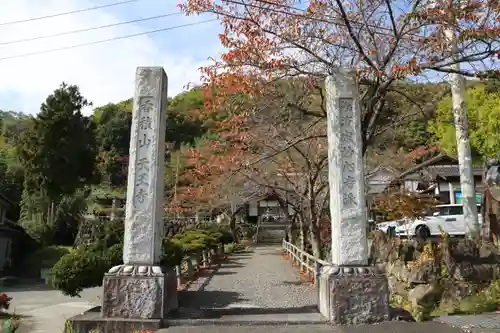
[166,126,259,216]
[170,0,500,253]
[371,191,438,222]
[408,145,441,161]
[175,0,500,175]
[249,122,327,255]
[179,0,500,147]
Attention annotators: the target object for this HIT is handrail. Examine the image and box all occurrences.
[282,239,330,285]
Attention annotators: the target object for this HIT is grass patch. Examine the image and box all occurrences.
[433,281,500,316]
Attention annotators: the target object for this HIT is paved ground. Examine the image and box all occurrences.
[4,245,500,332]
[435,313,500,333]
[160,322,466,333]
[3,282,101,333]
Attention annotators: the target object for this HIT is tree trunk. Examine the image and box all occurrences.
[481,185,489,241]
[229,214,237,241]
[444,27,479,238]
[297,214,306,251]
[288,214,298,244]
[483,189,500,247]
[307,187,321,257]
[309,221,322,258]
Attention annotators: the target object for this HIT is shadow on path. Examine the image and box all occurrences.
[179,290,248,309]
[1,279,56,292]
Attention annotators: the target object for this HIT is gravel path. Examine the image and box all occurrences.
[179,245,317,310]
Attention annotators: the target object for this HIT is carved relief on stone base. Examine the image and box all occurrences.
[318,265,390,325]
[102,266,178,319]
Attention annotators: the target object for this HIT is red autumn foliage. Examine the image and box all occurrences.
[176,0,499,188]
[171,0,499,243]
[372,191,438,222]
[408,145,441,162]
[0,292,12,310]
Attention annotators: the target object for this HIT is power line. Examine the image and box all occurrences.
[224,0,433,40]
[0,12,183,46]
[0,19,217,61]
[0,0,143,27]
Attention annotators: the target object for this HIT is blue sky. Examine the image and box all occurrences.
[0,0,224,114]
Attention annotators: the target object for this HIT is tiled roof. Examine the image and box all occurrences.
[427,165,483,178]
[399,154,483,180]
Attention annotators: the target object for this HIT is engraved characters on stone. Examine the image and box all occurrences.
[330,276,389,325]
[338,98,357,208]
[134,96,155,206]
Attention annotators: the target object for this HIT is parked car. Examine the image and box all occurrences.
[376,220,404,235]
[394,204,482,238]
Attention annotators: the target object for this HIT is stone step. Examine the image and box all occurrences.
[258,226,286,231]
[159,322,470,333]
[256,240,284,245]
[158,325,335,333]
[257,234,286,238]
[164,307,327,327]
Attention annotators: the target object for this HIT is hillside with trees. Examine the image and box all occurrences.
[0,77,498,253]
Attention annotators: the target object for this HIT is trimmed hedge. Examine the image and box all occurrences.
[50,247,111,297]
[50,226,233,297]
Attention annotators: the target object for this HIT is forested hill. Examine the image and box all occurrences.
[0,78,498,229]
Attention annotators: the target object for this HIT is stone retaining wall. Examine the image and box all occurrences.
[369,231,500,308]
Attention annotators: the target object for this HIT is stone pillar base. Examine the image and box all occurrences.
[101,265,178,319]
[318,265,390,325]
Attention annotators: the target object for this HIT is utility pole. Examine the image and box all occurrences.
[443,5,479,237]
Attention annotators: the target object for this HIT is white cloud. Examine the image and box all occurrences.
[0,0,221,114]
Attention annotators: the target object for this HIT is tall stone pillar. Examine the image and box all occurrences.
[101,67,177,319]
[318,69,390,325]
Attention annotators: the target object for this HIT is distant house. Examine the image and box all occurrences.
[214,187,295,224]
[234,192,294,224]
[366,155,484,221]
[395,154,483,204]
[365,166,398,221]
[365,165,398,195]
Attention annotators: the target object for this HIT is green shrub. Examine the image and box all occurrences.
[105,243,123,267]
[216,227,235,245]
[50,248,109,297]
[160,238,183,267]
[173,229,218,254]
[23,245,72,276]
[203,226,235,244]
[50,241,123,297]
[168,227,229,256]
[50,227,228,297]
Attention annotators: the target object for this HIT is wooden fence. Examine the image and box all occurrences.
[282,240,330,285]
